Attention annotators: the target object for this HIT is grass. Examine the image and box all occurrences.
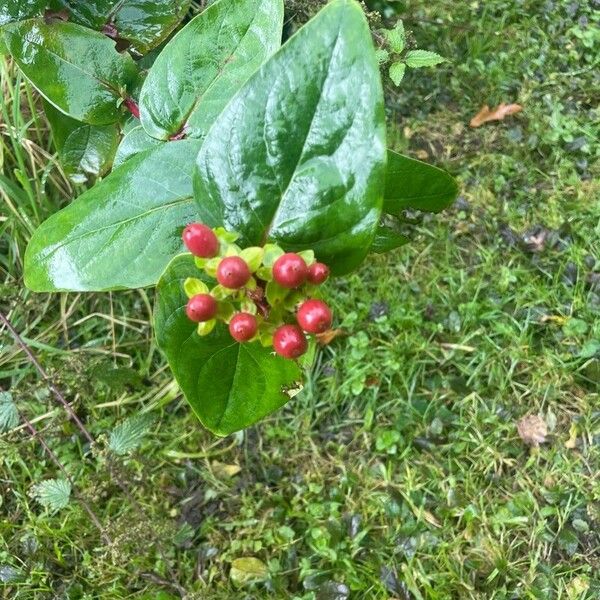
[1,0,599,598]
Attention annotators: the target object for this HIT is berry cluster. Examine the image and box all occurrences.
[181,223,333,360]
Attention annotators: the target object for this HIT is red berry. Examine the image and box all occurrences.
[296,299,332,334]
[182,223,219,258]
[217,256,251,289]
[186,294,217,322]
[307,262,330,285]
[229,313,258,342]
[273,253,308,289]
[273,325,308,359]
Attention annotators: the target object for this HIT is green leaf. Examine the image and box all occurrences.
[155,254,302,436]
[139,0,284,140]
[256,266,273,281]
[55,0,192,55]
[0,0,46,26]
[370,224,409,254]
[216,302,235,323]
[262,244,284,267]
[374,48,389,64]
[563,318,588,337]
[193,0,386,276]
[24,140,201,292]
[197,319,217,337]
[389,61,406,86]
[4,19,138,124]
[579,340,600,359]
[184,277,209,298]
[0,391,19,432]
[404,49,446,68]
[230,557,268,585]
[113,125,163,168]
[383,149,459,214]
[44,101,119,183]
[30,479,71,512]
[109,413,154,455]
[265,280,289,307]
[298,250,315,265]
[239,247,264,273]
[384,20,405,53]
[557,528,579,557]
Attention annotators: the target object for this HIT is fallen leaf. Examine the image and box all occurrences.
[470,103,523,127]
[211,461,241,478]
[521,226,549,253]
[422,509,441,528]
[517,414,547,447]
[540,315,568,326]
[230,557,268,585]
[316,329,346,346]
[565,423,578,449]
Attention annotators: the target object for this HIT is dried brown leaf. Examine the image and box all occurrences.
[470,103,523,127]
[316,328,346,346]
[517,414,548,447]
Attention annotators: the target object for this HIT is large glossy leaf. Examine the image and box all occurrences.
[155,254,302,436]
[44,101,119,183]
[139,0,284,140]
[193,0,386,276]
[0,0,46,26]
[3,19,138,124]
[55,0,191,55]
[24,140,201,292]
[113,124,162,168]
[384,150,459,214]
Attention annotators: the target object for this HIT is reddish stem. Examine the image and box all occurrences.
[124,97,140,119]
[169,127,187,141]
[247,284,270,319]
[102,22,118,39]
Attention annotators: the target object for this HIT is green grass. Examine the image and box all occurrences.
[1,0,599,598]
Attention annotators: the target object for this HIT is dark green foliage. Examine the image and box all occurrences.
[139,0,284,139]
[192,0,386,275]
[3,19,138,124]
[24,140,202,291]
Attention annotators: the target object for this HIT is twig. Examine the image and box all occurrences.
[0,310,95,446]
[1,309,185,595]
[17,407,112,546]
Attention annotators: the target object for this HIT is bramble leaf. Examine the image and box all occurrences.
[31,479,71,512]
[384,20,405,53]
[404,49,446,68]
[389,61,406,86]
[109,413,154,455]
[0,392,19,432]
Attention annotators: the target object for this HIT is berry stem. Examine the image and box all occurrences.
[124,97,140,119]
[169,125,187,141]
[246,281,270,318]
